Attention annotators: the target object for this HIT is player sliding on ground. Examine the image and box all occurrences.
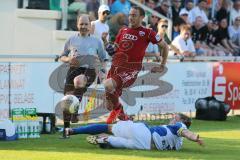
[64,113,204,150]
[103,6,169,123]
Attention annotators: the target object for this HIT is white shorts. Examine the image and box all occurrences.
[110,121,152,150]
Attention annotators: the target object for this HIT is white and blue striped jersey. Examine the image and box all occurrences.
[149,122,187,150]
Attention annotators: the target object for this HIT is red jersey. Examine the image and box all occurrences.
[113,26,161,69]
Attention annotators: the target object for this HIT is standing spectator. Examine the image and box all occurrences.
[154,0,171,19]
[171,0,183,23]
[108,13,127,42]
[86,0,100,19]
[91,5,110,42]
[228,16,240,46]
[188,0,208,24]
[171,24,196,57]
[230,0,240,25]
[110,0,131,16]
[59,15,107,138]
[215,0,231,23]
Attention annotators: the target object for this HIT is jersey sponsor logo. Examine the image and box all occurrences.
[123,34,138,41]
[139,31,145,36]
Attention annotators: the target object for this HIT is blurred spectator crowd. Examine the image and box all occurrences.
[23,0,240,57]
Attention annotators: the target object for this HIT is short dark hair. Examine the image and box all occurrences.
[131,6,145,16]
[178,113,192,129]
[198,0,207,3]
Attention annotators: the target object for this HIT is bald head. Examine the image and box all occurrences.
[77,15,91,36]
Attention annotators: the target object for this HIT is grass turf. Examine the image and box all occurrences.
[0,116,240,160]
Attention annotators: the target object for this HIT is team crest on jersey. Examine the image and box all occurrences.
[155,34,161,42]
[139,31,145,36]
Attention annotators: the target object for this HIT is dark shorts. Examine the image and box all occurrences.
[64,67,96,94]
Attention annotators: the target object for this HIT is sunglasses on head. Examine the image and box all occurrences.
[103,11,110,15]
[161,25,168,28]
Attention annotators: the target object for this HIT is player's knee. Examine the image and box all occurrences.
[74,75,87,88]
[103,78,116,93]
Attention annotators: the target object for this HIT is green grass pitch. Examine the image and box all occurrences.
[0,116,240,160]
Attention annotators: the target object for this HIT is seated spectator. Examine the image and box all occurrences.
[191,16,207,43]
[171,0,183,23]
[108,13,127,42]
[172,17,186,39]
[228,16,240,46]
[179,9,190,24]
[110,0,131,16]
[145,43,160,62]
[171,24,196,57]
[215,0,231,23]
[147,14,159,32]
[157,19,180,55]
[205,19,229,56]
[68,0,87,15]
[145,0,158,18]
[154,0,171,19]
[215,18,240,56]
[146,0,157,10]
[180,0,194,15]
[230,0,240,25]
[188,0,208,25]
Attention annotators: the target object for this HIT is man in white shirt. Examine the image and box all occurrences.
[171,24,196,57]
[91,4,110,43]
[188,0,208,25]
[230,0,240,25]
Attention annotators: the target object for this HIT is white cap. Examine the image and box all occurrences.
[179,10,189,16]
[98,4,110,13]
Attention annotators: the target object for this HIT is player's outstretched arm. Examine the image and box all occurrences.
[181,129,204,146]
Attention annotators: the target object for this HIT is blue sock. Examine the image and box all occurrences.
[72,124,108,135]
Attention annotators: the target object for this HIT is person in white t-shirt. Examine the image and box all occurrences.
[171,24,196,57]
[64,113,204,150]
[91,4,110,43]
[188,0,208,25]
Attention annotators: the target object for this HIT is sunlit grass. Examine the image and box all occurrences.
[0,116,239,160]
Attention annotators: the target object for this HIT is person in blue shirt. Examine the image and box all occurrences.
[110,0,131,16]
[64,113,204,150]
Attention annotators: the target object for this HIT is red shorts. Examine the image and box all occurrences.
[105,64,141,110]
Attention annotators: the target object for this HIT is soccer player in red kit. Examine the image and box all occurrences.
[103,6,169,124]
